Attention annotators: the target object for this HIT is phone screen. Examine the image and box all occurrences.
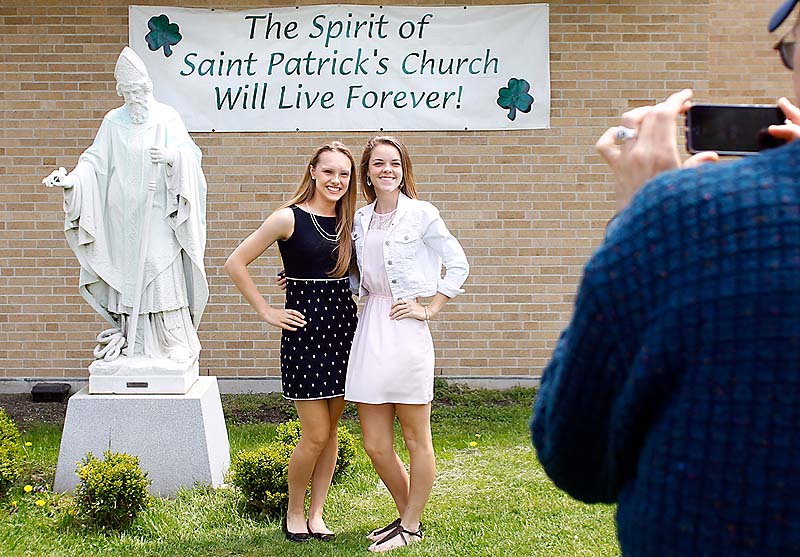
[686,104,787,155]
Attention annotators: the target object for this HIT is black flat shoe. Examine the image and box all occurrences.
[307,520,336,542]
[283,516,311,542]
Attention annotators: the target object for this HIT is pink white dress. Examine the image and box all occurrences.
[345,211,435,404]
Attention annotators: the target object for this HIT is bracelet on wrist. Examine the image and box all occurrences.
[424,306,430,321]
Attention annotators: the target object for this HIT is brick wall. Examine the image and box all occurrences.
[0,0,792,383]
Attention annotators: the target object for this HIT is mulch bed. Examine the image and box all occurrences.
[0,385,533,431]
[0,394,68,428]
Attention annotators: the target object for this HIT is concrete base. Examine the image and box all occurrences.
[54,376,230,497]
[89,355,198,395]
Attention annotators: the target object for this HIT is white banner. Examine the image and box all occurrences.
[129,4,550,132]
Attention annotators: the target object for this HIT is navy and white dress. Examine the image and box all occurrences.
[277,205,357,400]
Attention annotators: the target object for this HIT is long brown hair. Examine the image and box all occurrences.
[282,141,357,278]
[359,136,418,203]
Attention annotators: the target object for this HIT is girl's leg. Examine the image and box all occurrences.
[358,403,410,520]
[369,403,433,552]
[307,396,346,534]
[395,402,434,530]
[286,399,333,534]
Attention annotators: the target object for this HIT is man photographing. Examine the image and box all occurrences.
[532,2,800,556]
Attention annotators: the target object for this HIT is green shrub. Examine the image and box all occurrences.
[274,419,302,446]
[0,408,21,495]
[229,419,358,516]
[228,442,292,516]
[334,426,357,480]
[274,419,357,480]
[74,450,150,530]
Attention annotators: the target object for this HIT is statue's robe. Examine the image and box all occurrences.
[63,101,208,358]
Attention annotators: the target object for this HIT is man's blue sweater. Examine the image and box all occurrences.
[532,140,800,556]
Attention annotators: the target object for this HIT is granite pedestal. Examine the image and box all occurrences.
[54,376,230,497]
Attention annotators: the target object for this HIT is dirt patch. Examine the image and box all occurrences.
[0,385,536,431]
[0,392,297,429]
[221,397,295,425]
[0,394,68,429]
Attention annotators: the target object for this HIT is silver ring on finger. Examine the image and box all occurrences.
[616,126,638,142]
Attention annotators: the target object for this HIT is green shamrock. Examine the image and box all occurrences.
[496,78,534,121]
[145,14,182,58]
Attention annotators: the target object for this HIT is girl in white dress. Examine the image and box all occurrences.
[345,136,469,552]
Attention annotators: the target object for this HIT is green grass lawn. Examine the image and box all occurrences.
[0,385,619,556]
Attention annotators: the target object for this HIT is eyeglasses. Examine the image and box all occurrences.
[775,29,796,70]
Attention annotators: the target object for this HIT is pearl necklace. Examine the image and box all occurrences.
[304,203,339,243]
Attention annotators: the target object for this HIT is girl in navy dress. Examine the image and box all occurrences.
[225,142,358,542]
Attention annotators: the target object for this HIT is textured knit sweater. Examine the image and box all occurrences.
[532,140,800,557]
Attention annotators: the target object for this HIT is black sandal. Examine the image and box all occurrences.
[372,523,423,550]
[368,517,401,540]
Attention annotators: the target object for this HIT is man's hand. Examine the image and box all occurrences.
[149,146,176,166]
[596,89,717,212]
[768,97,800,142]
[42,167,75,188]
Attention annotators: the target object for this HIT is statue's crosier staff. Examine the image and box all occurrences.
[125,124,165,357]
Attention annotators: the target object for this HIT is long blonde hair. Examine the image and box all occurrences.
[282,142,357,278]
[359,136,418,203]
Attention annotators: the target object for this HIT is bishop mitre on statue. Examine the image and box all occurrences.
[43,47,208,393]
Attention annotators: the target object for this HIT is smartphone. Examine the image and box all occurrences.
[686,104,787,156]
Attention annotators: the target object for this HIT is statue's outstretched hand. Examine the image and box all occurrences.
[42,167,75,188]
[149,146,176,166]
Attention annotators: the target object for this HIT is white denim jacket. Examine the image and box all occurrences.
[352,193,469,301]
